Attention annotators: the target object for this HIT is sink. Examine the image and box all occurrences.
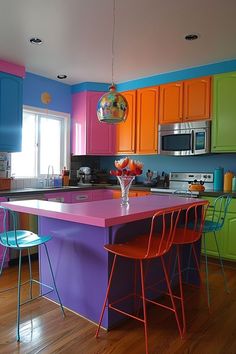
[24,186,53,190]
[23,185,91,191]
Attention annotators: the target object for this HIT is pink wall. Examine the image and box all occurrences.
[0,59,25,78]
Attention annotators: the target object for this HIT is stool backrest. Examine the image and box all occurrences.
[145,207,181,258]
[207,195,232,230]
[0,206,18,247]
[180,201,209,243]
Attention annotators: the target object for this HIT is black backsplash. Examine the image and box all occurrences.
[70,155,101,181]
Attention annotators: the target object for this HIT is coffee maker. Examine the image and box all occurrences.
[77,167,92,184]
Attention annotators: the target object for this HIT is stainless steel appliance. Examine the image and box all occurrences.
[151,172,214,197]
[77,167,92,184]
[158,120,211,156]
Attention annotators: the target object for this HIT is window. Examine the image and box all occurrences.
[11,107,70,178]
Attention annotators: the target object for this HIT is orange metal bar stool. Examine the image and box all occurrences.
[96,207,183,354]
[171,201,209,335]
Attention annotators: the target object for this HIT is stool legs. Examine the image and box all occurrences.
[202,234,211,308]
[214,231,229,294]
[96,254,117,338]
[140,260,148,354]
[43,244,65,317]
[27,248,33,300]
[17,250,22,341]
[0,247,7,276]
[203,231,230,309]
[176,247,185,337]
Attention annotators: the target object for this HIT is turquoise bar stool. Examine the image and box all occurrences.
[202,194,232,307]
[0,206,65,341]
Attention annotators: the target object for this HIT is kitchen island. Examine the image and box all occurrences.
[1,195,206,329]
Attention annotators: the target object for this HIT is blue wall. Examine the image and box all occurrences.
[23,72,71,113]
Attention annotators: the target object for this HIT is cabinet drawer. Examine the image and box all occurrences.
[71,191,93,203]
[92,190,114,201]
[45,192,71,203]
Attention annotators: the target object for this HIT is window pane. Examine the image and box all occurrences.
[11,112,37,177]
[39,116,62,175]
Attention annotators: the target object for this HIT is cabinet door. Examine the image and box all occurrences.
[87,91,116,155]
[136,191,151,196]
[159,82,183,124]
[212,72,236,152]
[112,190,121,199]
[0,73,23,152]
[184,77,211,121]
[116,90,136,154]
[222,214,236,261]
[136,87,159,154]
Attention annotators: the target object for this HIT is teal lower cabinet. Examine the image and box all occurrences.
[201,196,236,261]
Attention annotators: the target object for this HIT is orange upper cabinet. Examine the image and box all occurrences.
[136,86,159,154]
[184,76,211,121]
[159,76,211,124]
[116,90,136,154]
[159,82,183,124]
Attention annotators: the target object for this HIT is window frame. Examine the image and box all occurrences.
[11,105,70,178]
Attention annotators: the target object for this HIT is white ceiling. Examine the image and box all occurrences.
[0,0,236,85]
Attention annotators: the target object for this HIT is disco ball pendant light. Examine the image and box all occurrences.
[97,0,128,124]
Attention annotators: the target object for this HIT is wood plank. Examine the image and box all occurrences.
[0,259,235,353]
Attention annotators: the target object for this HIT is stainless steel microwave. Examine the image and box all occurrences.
[158,120,211,156]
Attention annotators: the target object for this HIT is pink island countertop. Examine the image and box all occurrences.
[1,195,207,227]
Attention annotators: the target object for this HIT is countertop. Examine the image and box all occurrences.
[1,195,207,227]
[0,183,235,198]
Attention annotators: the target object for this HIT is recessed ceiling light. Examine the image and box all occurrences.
[57,75,67,80]
[185,33,199,41]
[29,37,43,45]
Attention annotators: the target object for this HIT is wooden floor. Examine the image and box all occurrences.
[0,259,236,354]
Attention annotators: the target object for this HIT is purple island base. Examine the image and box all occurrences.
[2,195,206,329]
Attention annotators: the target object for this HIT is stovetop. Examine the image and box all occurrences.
[150,171,214,197]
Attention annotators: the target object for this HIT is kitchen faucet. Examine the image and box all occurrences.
[46,165,54,187]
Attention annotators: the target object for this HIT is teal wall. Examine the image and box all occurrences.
[100,154,236,182]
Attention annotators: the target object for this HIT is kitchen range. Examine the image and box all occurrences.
[151,172,214,197]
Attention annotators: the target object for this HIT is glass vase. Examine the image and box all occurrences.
[117,175,135,206]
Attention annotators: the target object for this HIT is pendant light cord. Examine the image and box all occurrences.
[111,0,116,86]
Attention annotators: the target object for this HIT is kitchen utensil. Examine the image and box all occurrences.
[188,183,205,192]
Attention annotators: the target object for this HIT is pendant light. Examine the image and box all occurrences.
[97,0,128,124]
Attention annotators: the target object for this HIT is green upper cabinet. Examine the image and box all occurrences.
[212,72,236,152]
[0,72,23,152]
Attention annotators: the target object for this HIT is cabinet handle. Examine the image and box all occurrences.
[76,195,88,200]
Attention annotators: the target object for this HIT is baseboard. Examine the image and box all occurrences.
[9,253,38,266]
[200,255,236,269]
